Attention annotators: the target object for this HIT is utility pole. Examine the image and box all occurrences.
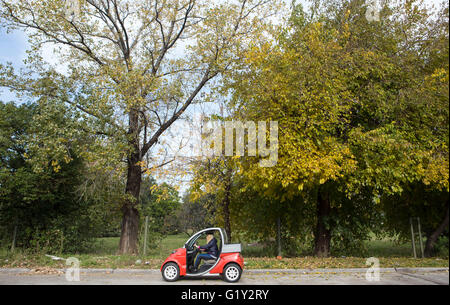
[10,225,17,252]
[143,216,149,256]
[410,217,424,258]
[277,217,282,257]
[410,217,417,258]
[417,217,424,258]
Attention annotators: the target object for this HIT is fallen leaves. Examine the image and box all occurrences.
[1,253,447,271]
[20,267,64,276]
[243,256,449,269]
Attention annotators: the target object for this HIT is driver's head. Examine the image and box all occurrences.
[206,233,214,243]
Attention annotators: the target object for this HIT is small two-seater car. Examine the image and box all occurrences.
[161,227,244,282]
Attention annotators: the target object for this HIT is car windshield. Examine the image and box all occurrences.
[186,232,204,248]
[198,234,209,246]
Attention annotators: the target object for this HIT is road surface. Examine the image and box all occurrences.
[0,267,448,285]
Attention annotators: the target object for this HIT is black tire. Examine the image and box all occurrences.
[162,262,180,282]
[221,263,242,283]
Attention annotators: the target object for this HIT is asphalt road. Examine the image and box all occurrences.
[0,268,448,285]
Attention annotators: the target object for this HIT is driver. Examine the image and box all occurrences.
[193,232,218,271]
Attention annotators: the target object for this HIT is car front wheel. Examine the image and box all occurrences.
[162,262,180,282]
[221,263,242,283]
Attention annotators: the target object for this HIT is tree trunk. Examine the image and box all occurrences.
[118,151,141,254]
[314,188,331,257]
[118,110,142,255]
[118,203,140,255]
[424,201,449,257]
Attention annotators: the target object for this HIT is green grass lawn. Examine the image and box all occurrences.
[92,233,188,257]
[92,235,423,258]
[0,234,448,270]
[365,239,413,257]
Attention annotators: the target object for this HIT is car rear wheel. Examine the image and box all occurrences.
[162,262,180,282]
[221,263,242,283]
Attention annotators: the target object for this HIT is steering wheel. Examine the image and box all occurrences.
[186,243,199,254]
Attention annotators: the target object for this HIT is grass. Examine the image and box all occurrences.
[0,234,448,270]
[365,239,413,257]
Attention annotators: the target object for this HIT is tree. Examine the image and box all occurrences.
[230,181,315,257]
[227,4,360,256]
[0,101,100,253]
[140,178,180,228]
[174,191,216,236]
[226,0,448,256]
[138,176,180,248]
[0,0,278,253]
[191,155,238,241]
[380,182,448,257]
[346,0,449,255]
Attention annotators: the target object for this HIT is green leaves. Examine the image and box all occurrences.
[224,0,449,256]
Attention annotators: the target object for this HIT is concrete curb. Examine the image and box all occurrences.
[246,267,449,274]
[1,267,448,274]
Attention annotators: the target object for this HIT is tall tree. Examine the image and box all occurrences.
[191,155,236,241]
[226,0,448,256]
[0,101,99,253]
[0,0,278,253]
[347,0,449,254]
[228,5,360,257]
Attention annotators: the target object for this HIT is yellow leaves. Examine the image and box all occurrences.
[428,68,449,84]
[421,156,450,192]
[63,155,72,164]
[136,160,146,169]
[150,184,158,193]
[245,256,448,270]
[51,160,61,173]
[227,17,372,194]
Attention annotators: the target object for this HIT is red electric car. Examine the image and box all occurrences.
[161,227,244,282]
